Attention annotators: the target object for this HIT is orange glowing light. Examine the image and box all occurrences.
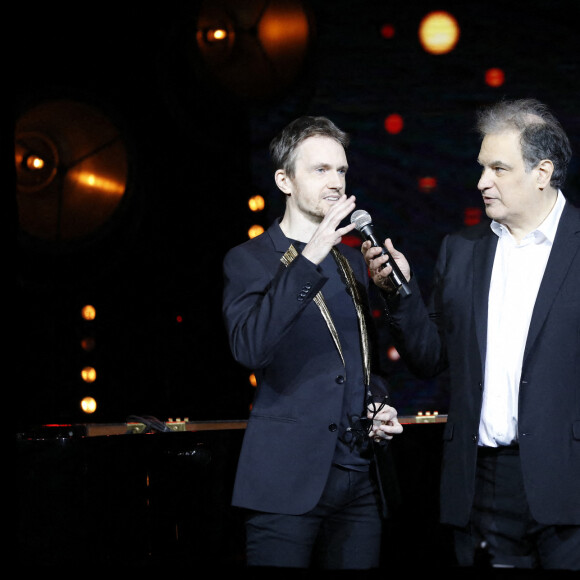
[81,304,96,321]
[207,28,228,42]
[74,171,125,196]
[384,113,404,134]
[248,224,265,238]
[81,396,97,414]
[485,68,505,87]
[258,3,310,62]
[81,366,97,383]
[248,195,265,211]
[419,11,460,55]
[249,373,257,387]
[26,155,45,170]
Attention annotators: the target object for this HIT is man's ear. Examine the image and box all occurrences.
[275,169,292,195]
[536,159,554,190]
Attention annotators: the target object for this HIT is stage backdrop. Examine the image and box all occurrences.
[14,0,580,428]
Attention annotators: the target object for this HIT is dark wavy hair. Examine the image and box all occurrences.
[269,116,350,178]
[476,98,572,189]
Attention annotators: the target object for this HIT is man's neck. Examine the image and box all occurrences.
[505,188,559,243]
[279,211,320,243]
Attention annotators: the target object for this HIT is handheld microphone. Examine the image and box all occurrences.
[350,210,411,297]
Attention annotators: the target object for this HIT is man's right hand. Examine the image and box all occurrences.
[302,195,357,265]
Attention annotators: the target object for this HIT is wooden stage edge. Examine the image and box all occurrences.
[71,413,448,438]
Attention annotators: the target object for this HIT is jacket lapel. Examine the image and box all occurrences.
[472,228,498,374]
[524,203,580,364]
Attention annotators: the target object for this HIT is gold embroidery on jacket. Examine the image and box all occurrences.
[281,245,344,367]
[280,245,370,385]
[332,248,371,386]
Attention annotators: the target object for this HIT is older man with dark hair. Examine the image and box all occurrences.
[362,98,580,570]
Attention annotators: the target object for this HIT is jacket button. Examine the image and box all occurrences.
[335,375,345,384]
[472,434,478,442]
[328,424,338,432]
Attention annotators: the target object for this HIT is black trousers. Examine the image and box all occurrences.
[454,445,580,570]
[244,464,383,569]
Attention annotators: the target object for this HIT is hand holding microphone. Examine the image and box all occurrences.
[351,210,411,297]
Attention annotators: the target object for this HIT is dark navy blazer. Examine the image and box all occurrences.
[386,200,580,527]
[222,219,391,515]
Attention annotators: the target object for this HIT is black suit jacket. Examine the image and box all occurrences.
[222,220,392,515]
[386,200,580,527]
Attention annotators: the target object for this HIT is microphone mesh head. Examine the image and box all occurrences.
[350,209,372,230]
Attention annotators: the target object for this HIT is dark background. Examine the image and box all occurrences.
[14,0,580,428]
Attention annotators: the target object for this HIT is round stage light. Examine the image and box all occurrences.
[419,11,460,55]
[15,99,129,241]
[485,67,505,87]
[195,0,315,100]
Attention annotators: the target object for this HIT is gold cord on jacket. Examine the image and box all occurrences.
[280,245,371,385]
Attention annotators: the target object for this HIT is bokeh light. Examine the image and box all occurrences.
[380,24,395,39]
[384,113,404,134]
[464,207,483,226]
[248,224,265,238]
[485,67,505,87]
[419,11,460,55]
[248,195,265,211]
[80,396,97,414]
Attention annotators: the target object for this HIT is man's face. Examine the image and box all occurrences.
[284,135,348,222]
[477,130,541,231]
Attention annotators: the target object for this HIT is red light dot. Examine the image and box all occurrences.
[464,207,482,226]
[384,114,404,134]
[176,315,183,323]
[342,233,362,248]
[418,176,437,193]
[380,24,395,39]
[485,68,505,87]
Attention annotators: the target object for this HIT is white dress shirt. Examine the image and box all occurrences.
[479,191,566,447]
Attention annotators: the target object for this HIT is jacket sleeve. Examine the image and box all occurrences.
[222,243,328,369]
[382,235,450,379]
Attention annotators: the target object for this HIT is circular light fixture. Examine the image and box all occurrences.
[15,99,129,241]
[194,0,314,100]
[15,131,59,193]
